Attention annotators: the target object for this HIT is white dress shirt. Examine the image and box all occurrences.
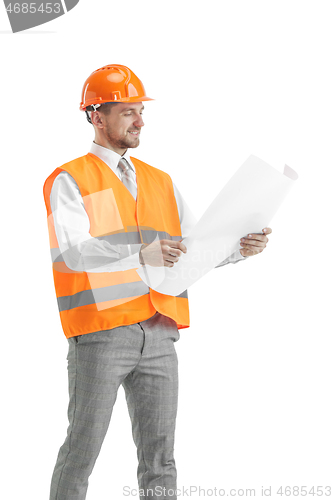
[50,143,246,272]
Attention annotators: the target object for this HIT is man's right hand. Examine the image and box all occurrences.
[139,239,187,267]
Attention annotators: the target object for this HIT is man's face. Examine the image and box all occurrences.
[97,102,145,152]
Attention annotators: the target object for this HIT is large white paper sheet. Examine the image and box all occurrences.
[136,155,298,296]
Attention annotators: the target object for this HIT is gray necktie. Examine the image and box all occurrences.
[118,158,137,200]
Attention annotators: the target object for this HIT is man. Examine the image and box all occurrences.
[43,64,271,500]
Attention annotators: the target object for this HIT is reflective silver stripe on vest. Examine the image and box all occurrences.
[98,230,181,245]
[51,248,63,263]
[57,284,188,312]
[57,281,150,312]
[51,230,182,263]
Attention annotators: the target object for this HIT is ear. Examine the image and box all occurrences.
[91,111,104,129]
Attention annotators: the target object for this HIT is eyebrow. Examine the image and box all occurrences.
[122,106,145,112]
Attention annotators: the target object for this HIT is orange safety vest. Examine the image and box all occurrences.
[43,153,190,339]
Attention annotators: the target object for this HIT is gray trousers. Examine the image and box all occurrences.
[49,312,180,500]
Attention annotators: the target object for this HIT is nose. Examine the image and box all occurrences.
[134,113,144,128]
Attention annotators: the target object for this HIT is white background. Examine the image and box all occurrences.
[1,1,332,498]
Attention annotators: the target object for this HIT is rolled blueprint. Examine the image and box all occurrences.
[136,155,298,296]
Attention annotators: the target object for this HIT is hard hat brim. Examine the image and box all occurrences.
[80,96,154,111]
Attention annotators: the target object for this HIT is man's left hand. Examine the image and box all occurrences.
[240,227,272,257]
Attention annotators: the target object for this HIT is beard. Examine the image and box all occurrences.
[105,125,140,150]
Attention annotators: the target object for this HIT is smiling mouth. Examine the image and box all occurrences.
[128,130,140,136]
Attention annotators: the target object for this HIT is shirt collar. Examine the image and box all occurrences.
[90,142,136,175]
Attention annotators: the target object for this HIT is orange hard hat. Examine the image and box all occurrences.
[80,64,153,111]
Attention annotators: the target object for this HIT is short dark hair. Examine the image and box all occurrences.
[97,102,118,116]
[85,102,118,124]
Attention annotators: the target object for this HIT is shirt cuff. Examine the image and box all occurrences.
[118,251,142,271]
[228,248,248,263]
[215,248,248,268]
